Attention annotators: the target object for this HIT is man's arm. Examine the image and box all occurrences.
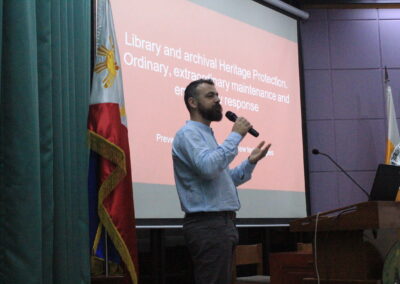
[175,129,242,180]
[229,142,271,186]
[174,117,254,180]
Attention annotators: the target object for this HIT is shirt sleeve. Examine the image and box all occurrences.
[229,159,256,186]
[175,129,242,180]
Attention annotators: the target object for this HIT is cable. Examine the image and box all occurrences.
[334,208,357,220]
[314,212,320,284]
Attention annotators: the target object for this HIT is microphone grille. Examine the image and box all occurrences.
[312,149,320,155]
[225,111,237,122]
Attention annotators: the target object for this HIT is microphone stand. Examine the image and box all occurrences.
[313,149,376,238]
[314,150,370,199]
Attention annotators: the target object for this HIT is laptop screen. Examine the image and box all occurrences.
[369,164,400,201]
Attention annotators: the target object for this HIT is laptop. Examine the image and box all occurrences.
[369,164,400,201]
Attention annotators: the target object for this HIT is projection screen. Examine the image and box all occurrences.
[110,0,308,225]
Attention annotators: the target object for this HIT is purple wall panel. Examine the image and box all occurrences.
[328,9,378,20]
[301,8,400,214]
[380,20,400,68]
[306,9,328,21]
[337,171,375,207]
[378,9,400,19]
[301,21,330,69]
[309,172,339,214]
[335,119,386,171]
[304,70,333,120]
[331,69,384,119]
[329,20,380,69]
[307,120,337,172]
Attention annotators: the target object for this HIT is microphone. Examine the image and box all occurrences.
[225,111,259,137]
[312,149,370,199]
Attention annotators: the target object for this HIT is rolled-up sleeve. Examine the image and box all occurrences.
[229,159,256,186]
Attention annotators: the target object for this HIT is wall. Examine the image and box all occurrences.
[300,8,400,214]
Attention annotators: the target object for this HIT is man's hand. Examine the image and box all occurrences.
[248,141,271,164]
[232,117,252,137]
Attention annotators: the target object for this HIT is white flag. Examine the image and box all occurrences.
[384,75,400,165]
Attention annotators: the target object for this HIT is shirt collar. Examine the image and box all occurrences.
[186,120,213,134]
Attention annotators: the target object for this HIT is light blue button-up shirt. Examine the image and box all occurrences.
[172,120,256,213]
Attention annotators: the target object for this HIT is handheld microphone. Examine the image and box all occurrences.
[225,111,259,137]
[312,148,370,199]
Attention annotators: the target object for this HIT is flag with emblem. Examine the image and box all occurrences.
[88,0,138,282]
[384,68,400,164]
[383,68,400,201]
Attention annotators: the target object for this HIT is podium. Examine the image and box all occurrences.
[290,201,400,283]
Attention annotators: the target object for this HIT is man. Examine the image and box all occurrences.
[172,79,271,284]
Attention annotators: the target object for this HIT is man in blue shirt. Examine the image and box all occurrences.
[172,79,271,284]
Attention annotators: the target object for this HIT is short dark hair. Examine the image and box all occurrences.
[184,79,215,112]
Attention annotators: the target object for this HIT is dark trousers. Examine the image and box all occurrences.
[183,212,239,284]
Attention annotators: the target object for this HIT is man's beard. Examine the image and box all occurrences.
[198,102,223,121]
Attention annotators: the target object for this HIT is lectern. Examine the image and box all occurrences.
[290,201,400,283]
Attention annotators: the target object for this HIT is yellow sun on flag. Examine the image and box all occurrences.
[94,36,119,88]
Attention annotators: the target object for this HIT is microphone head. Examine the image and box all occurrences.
[225,111,237,122]
[312,149,320,155]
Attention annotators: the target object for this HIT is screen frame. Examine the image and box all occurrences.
[91,0,312,227]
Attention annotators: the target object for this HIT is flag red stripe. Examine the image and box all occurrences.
[88,103,138,281]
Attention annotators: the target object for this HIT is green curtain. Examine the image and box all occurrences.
[0,1,91,284]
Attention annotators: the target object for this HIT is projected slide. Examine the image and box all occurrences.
[110,0,307,220]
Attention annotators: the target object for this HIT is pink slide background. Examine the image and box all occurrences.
[111,0,305,192]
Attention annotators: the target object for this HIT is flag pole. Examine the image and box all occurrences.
[385,66,389,83]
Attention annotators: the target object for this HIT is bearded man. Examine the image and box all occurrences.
[172,79,271,284]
